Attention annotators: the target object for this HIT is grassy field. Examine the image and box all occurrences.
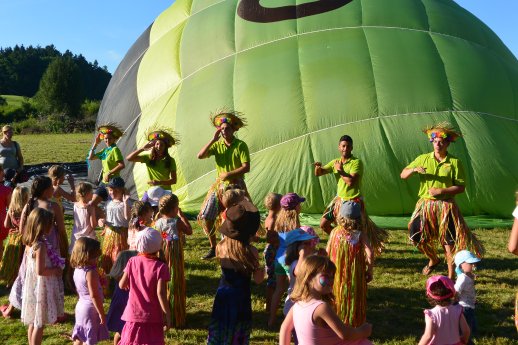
[0,218,516,344]
[15,132,92,164]
[0,95,26,108]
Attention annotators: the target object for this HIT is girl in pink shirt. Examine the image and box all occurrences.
[418,275,470,345]
[119,227,171,345]
[279,255,372,345]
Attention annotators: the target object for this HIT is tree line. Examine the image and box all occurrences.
[0,45,112,133]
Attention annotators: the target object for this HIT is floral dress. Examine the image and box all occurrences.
[21,240,64,327]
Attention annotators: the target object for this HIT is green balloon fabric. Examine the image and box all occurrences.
[94,0,518,217]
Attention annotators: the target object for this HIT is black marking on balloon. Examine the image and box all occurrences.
[237,0,353,23]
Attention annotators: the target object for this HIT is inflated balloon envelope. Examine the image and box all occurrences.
[91,0,518,218]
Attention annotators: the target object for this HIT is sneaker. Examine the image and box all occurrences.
[201,247,216,260]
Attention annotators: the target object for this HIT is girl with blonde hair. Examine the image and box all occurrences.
[154,193,192,328]
[70,237,109,345]
[279,255,372,345]
[21,208,65,345]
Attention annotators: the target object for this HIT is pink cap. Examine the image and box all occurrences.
[426,275,455,301]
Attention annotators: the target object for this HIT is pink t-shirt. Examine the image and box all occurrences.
[121,255,170,324]
[423,304,463,345]
[293,300,372,345]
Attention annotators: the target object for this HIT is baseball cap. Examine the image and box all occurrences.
[280,193,305,210]
[454,250,480,275]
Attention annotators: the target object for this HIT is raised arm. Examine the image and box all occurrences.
[197,129,221,159]
[126,141,154,162]
[88,134,102,161]
[314,161,331,177]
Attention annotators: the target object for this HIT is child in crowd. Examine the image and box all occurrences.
[418,275,470,345]
[119,228,171,345]
[283,227,319,317]
[0,164,12,259]
[221,188,247,209]
[106,250,138,345]
[21,176,67,259]
[263,192,282,311]
[69,182,97,253]
[207,200,265,344]
[268,192,305,328]
[327,201,373,326]
[0,186,28,286]
[70,237,109,345]
[279,255,372,345]
[155,193,192,328]
[0,186,29,318]
[98,176,131,274]
[454,250,481,345]
[21,208,65,345]
[48,165,76,210]
[127,201,154,251]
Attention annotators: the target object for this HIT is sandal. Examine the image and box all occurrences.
[422,261,440,275]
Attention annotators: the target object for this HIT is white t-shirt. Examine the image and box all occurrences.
[106,199,129,227]
[455,273,476,309]
[513,206,518,218]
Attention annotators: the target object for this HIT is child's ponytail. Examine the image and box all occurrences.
[129,201,153,230]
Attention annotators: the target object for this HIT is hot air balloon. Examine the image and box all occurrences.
[91,0,518,217]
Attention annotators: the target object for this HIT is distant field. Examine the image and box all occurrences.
[15,132,93,164]
[0,94,26,114]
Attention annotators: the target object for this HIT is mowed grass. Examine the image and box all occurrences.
[14,133,92,164]
[1,218,517,344]
[1,95,26,108]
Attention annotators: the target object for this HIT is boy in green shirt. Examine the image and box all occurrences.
[400,122,483,279]
[314,135,387,256]
[197,111,251,259]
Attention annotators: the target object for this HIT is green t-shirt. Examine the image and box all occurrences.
[406,152,465,200]
[208,138,250,180]
[139,153,177,190]
[323,155,363,200]
[95,145,124,180]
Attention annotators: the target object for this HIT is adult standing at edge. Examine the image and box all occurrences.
[0,125,24,174]
[126,128,178,193]
[400,122,483,279]
[88,123,126,210]
[197,111,250,260]
[314,135,387,255]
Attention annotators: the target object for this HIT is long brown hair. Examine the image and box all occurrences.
[290,255,336,305]
[216,237,259,274]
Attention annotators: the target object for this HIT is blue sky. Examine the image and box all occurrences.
[0,0,516,74]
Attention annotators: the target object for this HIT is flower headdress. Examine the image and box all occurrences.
[210,109,247,131]
[97,122,124,139]
[422,121,461,143]
[145,126,180,147]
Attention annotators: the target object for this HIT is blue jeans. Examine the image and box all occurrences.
[463,307,476,345]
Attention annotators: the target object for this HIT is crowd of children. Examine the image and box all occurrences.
[0,119,515,345]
